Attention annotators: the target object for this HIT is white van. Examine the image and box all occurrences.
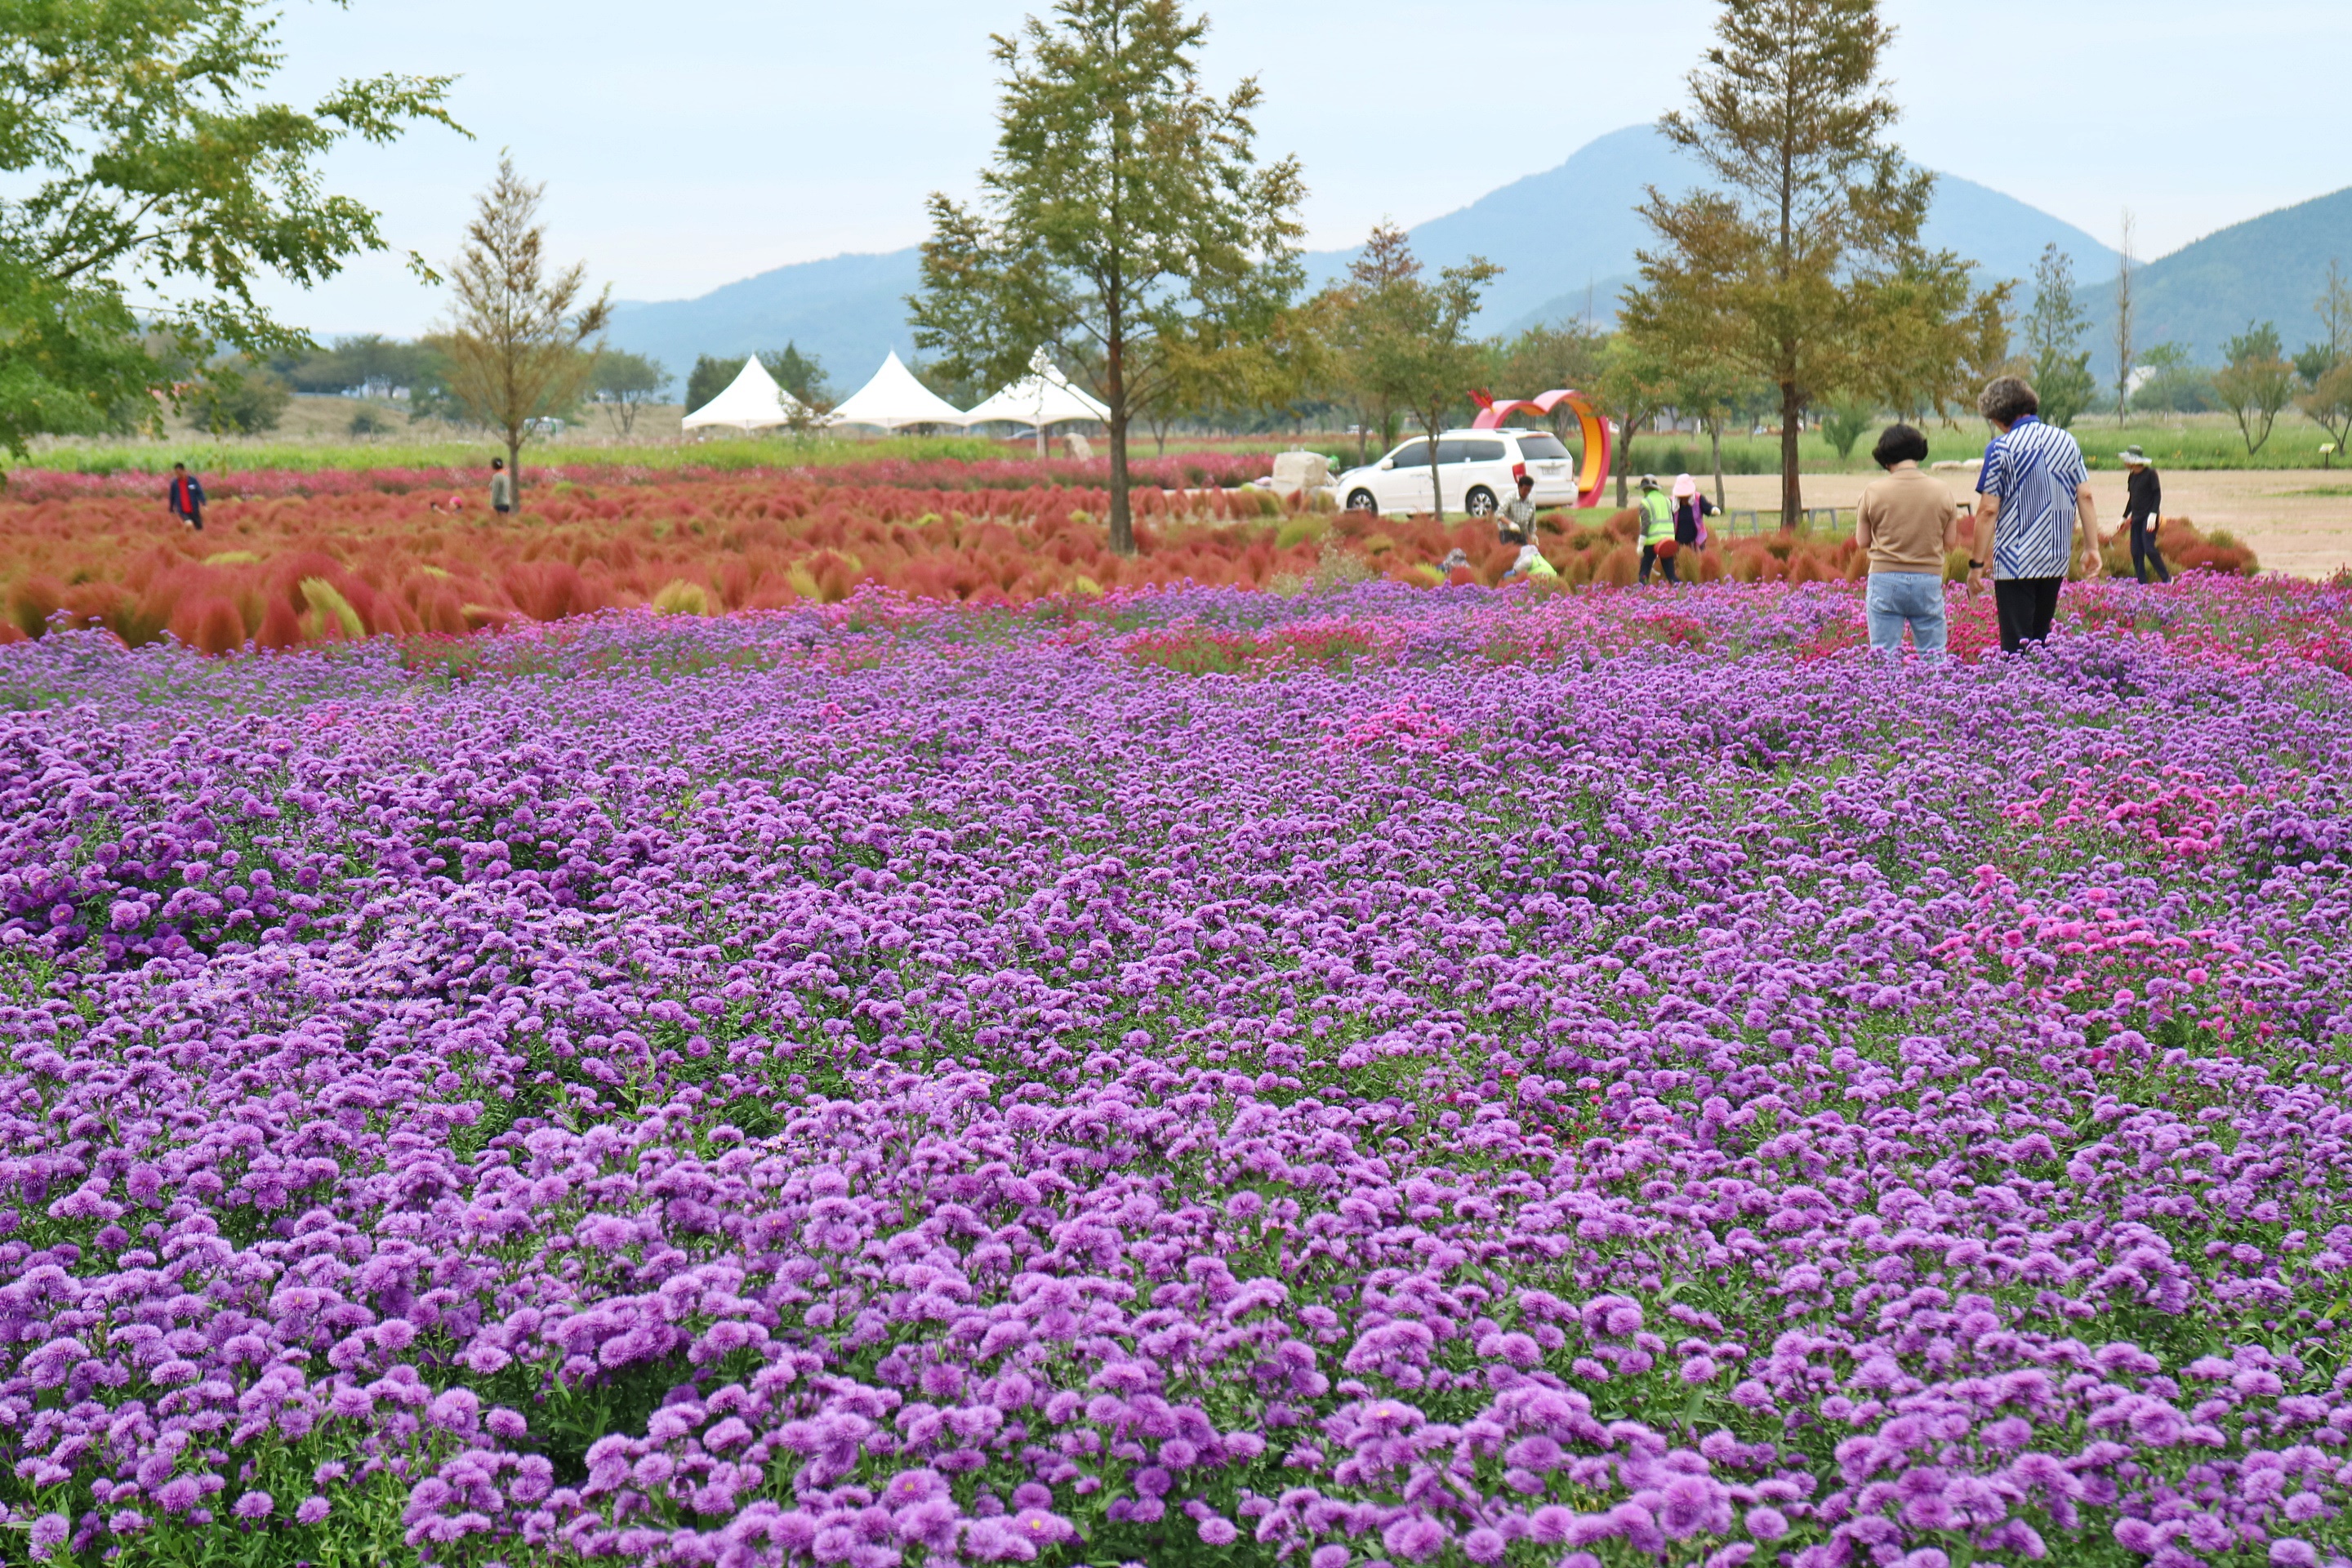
[1334,428,1579,517]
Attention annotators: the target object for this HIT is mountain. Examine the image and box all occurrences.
[604,250,924,401]
[604,125,2128,397]
[2075,187,2352,367]
[1297,125,2123,333]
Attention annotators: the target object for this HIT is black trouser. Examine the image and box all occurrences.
[1639,543,1678,584]
[176,510,202,532]
[2129,517,2170,583]
[1993,576,2064,653]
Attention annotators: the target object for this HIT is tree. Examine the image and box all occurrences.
[2024,245,2095,430]
[2213,321,2295,456]
[2296,266,2352,450]
[0,6,458,453]
[189,363,292,434]
[1320,227,1496,519]
[590,351,667,437]
[2134,343,2213,415]
[2305,362,2352,452]
[760,345,838,435]
[2114,211,2136,424]
[1856,252,2007,424]
[760,345,833,408]
[0,2,457,454]
[683,355,734,416]
[287,335,436,399]
[1497,321,1606,433]
[1308,224,1422,464]
[1821,399,1873,461]
[439,157,612,499]
[1131,322,1293,454]
[1596,334,1673,508]
[1622,0,2007,530]
[1663,356,1766,507]
[910,0,1304,555]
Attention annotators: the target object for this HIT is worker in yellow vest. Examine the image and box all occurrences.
[1637,475,1677,584]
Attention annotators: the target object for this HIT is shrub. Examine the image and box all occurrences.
[651,579,710,616]
[300,578,365,639]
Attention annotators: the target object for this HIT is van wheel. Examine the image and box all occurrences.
[1346,489,1379,513]
[1465,486,1498,517]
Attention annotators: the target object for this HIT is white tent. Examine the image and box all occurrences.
[681,357,805,433]
[964,348,1110,452]
[830,350,972,430]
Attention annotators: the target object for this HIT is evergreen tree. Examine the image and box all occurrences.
[2024,245,2095,430]
[1621,0,2007,530]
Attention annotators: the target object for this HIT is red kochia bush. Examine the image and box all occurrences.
[0,469,2260,653]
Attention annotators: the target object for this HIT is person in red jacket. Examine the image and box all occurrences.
[165,464,206,532]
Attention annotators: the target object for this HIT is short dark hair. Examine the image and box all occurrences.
[1872,424,1929,468]
[1977,375,2039,426]
[1516,473,1534,487]
[491,457,505,469]
[172,461,186,470]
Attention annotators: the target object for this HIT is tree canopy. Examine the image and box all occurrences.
[1621,0,2007,529]
[439,158,611,496]
[2024,245,2095,430]
[911,0,1303,555]
[0,0,459,453]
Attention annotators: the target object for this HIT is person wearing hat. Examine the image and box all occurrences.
[1636,474,1677,584]
[1671,474,1717,555]
[1498,473,1539,546]
[2118,446,2168,584]
[1504,539,1560,586]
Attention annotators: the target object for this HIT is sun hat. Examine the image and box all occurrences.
[1672,474,1698,499]
[1639,474,1659,489]
[2118,445,2151,465]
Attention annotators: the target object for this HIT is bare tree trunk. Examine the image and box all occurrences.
[1615,414,1633,509]
[1036,421,1047,460]
[1107,324,1134,556]
[1708,414,1726,510]
[1778,382,1803,532]
[1426,416,1445,520]
[507,432,523,519]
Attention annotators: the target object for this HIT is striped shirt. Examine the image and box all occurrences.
[1976,416,2085,581]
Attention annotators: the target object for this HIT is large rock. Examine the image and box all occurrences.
[1268,450,1333,495]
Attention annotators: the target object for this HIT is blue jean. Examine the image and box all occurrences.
[1865,571,1947,659]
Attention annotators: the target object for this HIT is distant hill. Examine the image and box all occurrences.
[2076,187,2352,367]
[604,251,924,403]
[1300,125,2123,334]
[600,125,2132,399]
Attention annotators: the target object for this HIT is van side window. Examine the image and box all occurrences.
[1463,439,1507,462]
[1434,439,1468,466]
[1390,440,1431,469]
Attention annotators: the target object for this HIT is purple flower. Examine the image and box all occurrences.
[1382,1515,1450,1562]
[1747,1508,1788,1541]
[296,1495,332,1526]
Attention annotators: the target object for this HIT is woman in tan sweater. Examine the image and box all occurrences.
[1855,424,1965,661]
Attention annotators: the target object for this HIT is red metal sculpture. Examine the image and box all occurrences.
[1469,389,1612,509]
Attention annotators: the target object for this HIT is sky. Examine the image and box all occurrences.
[250,0,2352,340]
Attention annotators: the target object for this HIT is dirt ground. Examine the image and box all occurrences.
[1699,470,2352,581]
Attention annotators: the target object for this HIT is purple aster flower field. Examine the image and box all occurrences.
[3,578,2352,1568]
